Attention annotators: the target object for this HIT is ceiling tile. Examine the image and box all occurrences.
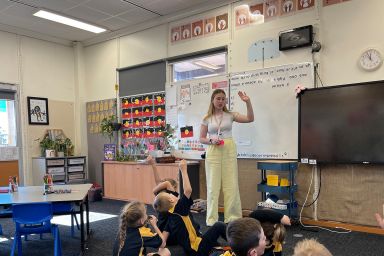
[117,7,158,23]
[85,0,135,15]
[4,3,37,17]
[32,0,79,12]
[64,5,110,23]
[67,0,92,4]
[0,1,14,12]
[100,17,129,31]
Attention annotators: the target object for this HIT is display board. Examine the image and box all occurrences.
[230,62,313,159]
[167,63,313,160]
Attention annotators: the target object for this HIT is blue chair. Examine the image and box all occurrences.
[52,202,80,237]
[0,205,13,235]
[11,202,62,256]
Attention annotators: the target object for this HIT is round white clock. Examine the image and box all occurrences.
[359,48,383,71]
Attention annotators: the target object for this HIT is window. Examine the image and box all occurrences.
[0,88,17,146]
[171,52,227,82]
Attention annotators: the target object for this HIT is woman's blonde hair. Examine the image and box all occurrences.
[117,201,145,255]
[203,89,230,120]
[293,238,332,256]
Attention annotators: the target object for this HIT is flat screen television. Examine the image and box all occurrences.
[299,80,384,164]
[279,25,313,51]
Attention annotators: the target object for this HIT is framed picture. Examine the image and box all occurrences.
[27,96,49,125]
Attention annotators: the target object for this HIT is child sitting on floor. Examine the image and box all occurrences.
[112,201,170,256]
[153,159,227,256]
[293,238,332,256]
[249,209,291,256]
[210,217,266,256]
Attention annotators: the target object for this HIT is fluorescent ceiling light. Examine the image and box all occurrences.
[34,10,106,33]
[193,60,221,70]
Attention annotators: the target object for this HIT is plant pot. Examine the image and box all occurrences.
[45,150,56,158]
[57,151,64,157]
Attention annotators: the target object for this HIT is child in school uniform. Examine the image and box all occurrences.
[147,155,185,246]
[293,238,332,256]
[210,217,267,256]
[153,159,227,256]
[112,201,170,256]
[249,209,291,256]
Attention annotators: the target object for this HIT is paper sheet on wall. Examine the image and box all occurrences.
[165,106,178,127]
[165,84,177,106]
[0,147,19,161]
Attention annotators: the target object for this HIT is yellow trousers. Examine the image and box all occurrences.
[205,138,242,225]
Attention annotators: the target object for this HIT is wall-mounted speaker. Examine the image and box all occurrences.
[279,25,313,51]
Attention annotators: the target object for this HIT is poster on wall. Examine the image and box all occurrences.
[27,96,49,125]
[171,27,181,42]
[281,0,297,15]
[192,20,203,37]
[181,24,191,40]
[298,0,315,10]
[204,17,216,34]
[216,13,228,31]
[264,0,280,19]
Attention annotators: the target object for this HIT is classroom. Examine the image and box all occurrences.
[0,0,384,255]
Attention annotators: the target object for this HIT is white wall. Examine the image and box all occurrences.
[0,31,19,84]
[0,32,77,185]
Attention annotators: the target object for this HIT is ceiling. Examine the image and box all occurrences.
[0,0,232,46]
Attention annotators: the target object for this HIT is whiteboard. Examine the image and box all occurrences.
[166,76,229,159]
[230,62,313,159]
[166,63,313,160]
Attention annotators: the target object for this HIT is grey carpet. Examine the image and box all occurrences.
[1,199,384,255]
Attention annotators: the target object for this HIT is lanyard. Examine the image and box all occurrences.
[214,113,223,137]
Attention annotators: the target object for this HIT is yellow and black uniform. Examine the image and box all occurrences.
[155,189,179,245]
[165,194,227,256]
[249,209,284,256]
[112,226,162,256]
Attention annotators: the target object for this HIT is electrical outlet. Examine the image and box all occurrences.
[301,158,309,164]
[309,159,317,165]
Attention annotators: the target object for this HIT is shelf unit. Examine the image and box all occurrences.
[257,161,298,218]
[32,156,87,185]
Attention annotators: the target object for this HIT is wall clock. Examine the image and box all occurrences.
[359,48,383,71]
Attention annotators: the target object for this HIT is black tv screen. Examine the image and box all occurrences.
[299,80,384,164]
[279,25,313,51]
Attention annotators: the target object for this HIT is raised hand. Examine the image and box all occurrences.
[238,91,250,102]
[179,159,187,171]
[146,155,156,165]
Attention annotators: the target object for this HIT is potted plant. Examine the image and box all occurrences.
[39,135,55,157]
[100,115,121,143]
[54,138,74,157]
[161,124,177,156]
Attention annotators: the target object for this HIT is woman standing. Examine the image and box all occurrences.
[200,89,254,226]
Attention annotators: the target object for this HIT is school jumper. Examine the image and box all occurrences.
[165,194,226,256]
[112,226,162,256]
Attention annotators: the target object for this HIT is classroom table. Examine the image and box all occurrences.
[0,183,92,255]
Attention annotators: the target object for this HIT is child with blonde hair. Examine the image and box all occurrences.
[112,201,170,256]
[293,238,332,256]
[153,159,226,256]
[249,209,291,256]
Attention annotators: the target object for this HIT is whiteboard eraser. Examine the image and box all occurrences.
[301,158,308,164]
